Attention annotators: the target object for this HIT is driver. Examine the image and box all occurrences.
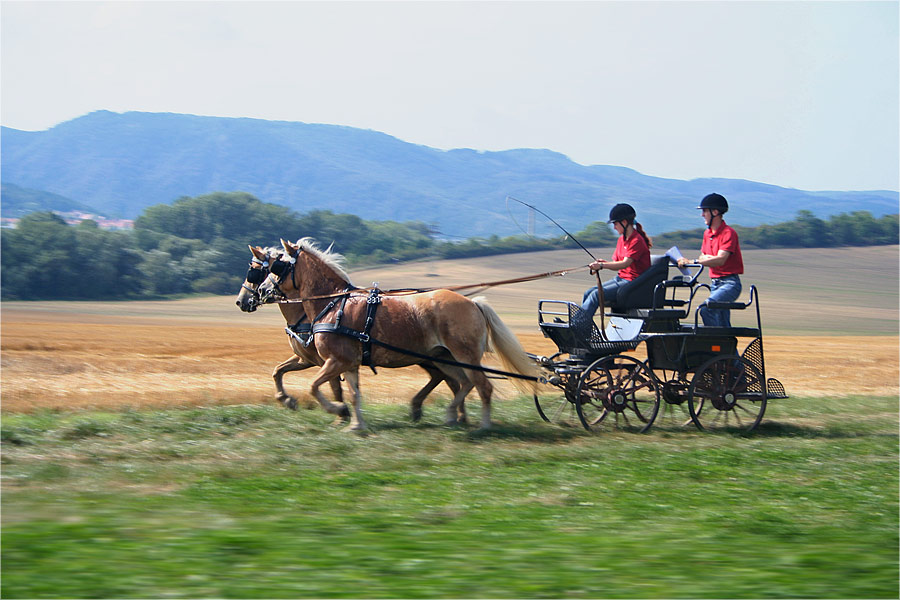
[578,203,652,322]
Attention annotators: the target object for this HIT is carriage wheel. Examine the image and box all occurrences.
[655,376,694,429]
[575,355,660,433]
[534,376,581,427]
[688,355,766,432]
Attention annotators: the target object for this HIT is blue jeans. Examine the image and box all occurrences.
[581,276,628,318]
[700,275,742,327]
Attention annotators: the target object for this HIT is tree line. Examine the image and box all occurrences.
[1,192,896,300]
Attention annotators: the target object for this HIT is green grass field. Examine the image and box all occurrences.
[3,395,897,599]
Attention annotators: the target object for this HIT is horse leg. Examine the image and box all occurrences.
[471,371,495,429]
[273,355,310,410]
[309,358,353,423]
[447,377,466,423]
[328,378,350,418]
[341,369,367,433]
[410,365,445,422]
[430,363,472,426]
[446,379,474,426]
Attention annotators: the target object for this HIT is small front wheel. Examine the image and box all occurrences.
[535,376,581,427]
[575,354,660,433]
[688,355,766,432]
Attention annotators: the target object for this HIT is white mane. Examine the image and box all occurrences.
[295,237,353,284]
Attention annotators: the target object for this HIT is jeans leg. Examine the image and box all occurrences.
[702,277,742,327]
[581,287,599,317]
[602,278,622,308]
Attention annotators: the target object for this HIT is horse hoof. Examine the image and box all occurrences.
[278,396,298,411]
[343,424,369,435]
[410,408,423,422]
[339,404,351,419]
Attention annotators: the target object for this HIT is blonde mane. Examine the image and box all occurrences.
[295,237,353,284]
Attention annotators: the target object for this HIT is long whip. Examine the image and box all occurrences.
[506,196,606,340]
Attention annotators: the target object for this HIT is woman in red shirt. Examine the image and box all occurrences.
[580,203,652,319]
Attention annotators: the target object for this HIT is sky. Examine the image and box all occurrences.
[1,1,898,192]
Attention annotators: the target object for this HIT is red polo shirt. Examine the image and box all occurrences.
[702,222,743,278]
[612,231,650,281]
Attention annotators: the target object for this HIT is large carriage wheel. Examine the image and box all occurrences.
[534,376,581,427]
[575,355,660,433]
[688,355,766,432]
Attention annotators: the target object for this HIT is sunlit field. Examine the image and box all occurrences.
[2,245,898,598]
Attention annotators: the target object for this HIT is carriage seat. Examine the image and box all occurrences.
[607,255,670,313]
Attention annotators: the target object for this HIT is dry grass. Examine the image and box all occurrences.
[2,246,897,413]
[2,322,896,414]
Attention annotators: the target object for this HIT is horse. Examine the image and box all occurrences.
[235,245,461,422]
[257,237,539,431]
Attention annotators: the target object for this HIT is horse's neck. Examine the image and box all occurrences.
[296,253,353,318]
[278,303,304,325]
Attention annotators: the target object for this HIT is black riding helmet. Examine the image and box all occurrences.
[697,193,728,213]
[607,203,637,223]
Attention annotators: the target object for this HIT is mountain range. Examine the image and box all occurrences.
[1,110,897,238]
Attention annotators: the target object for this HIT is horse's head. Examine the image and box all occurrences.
[235,245,280,312]
[256,239,302,302]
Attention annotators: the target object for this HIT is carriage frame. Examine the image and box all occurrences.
[533,260,789,433]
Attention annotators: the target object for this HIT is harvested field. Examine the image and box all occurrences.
[2,319,896,414]
[2,246,897,413]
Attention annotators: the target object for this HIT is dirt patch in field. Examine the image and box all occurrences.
[1,319,896,414]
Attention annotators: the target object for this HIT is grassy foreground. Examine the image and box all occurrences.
[2,395,897,599]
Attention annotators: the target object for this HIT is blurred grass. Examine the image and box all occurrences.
[2,395,897,599]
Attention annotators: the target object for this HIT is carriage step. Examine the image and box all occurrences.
[766,378,789,399]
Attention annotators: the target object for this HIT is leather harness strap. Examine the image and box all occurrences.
[311,287,382,374]
[276,265,590,304]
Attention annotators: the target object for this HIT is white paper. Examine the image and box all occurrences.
[665,246,693,277]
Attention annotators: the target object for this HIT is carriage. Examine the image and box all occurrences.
[238,239,788,433]
[532,254,789,433]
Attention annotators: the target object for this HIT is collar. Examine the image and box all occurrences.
[708,219,727,235]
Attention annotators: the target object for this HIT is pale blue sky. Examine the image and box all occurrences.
[2,1,898,192]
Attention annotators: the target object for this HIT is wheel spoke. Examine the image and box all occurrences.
[689,355,766,432]
[576,355,659,433]
[550,398,569,422]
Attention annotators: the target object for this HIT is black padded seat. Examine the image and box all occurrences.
[607,254,670,312]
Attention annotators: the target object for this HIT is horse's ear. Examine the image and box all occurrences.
[281,238,298,253]
[249,245,265,259]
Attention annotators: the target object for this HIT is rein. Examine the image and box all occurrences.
[273,264,590,304]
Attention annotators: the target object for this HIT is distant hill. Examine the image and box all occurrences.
[2,110,897,237]
[0,183,103,218]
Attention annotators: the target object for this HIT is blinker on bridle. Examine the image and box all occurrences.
[245,259,269,285]
[256,248,301,304]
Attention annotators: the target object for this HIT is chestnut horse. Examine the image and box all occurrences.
[257,238,539,431]
[236,245,461,422]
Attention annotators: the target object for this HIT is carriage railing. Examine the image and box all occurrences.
[646,263,705,319]
[538,300,644,354]
[690,283,762,334]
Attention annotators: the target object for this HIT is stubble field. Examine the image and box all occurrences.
[2,246,897,414]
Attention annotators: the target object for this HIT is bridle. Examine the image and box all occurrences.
[257,249,299,304]
[241,250,297,308]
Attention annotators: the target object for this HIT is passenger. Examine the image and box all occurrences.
[677,193,744,327]
[579,203,652,321]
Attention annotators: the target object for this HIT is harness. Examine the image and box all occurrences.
[266,246,549,384]
[311,287,382,372]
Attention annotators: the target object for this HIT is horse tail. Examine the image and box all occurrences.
[471,297,540,395]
